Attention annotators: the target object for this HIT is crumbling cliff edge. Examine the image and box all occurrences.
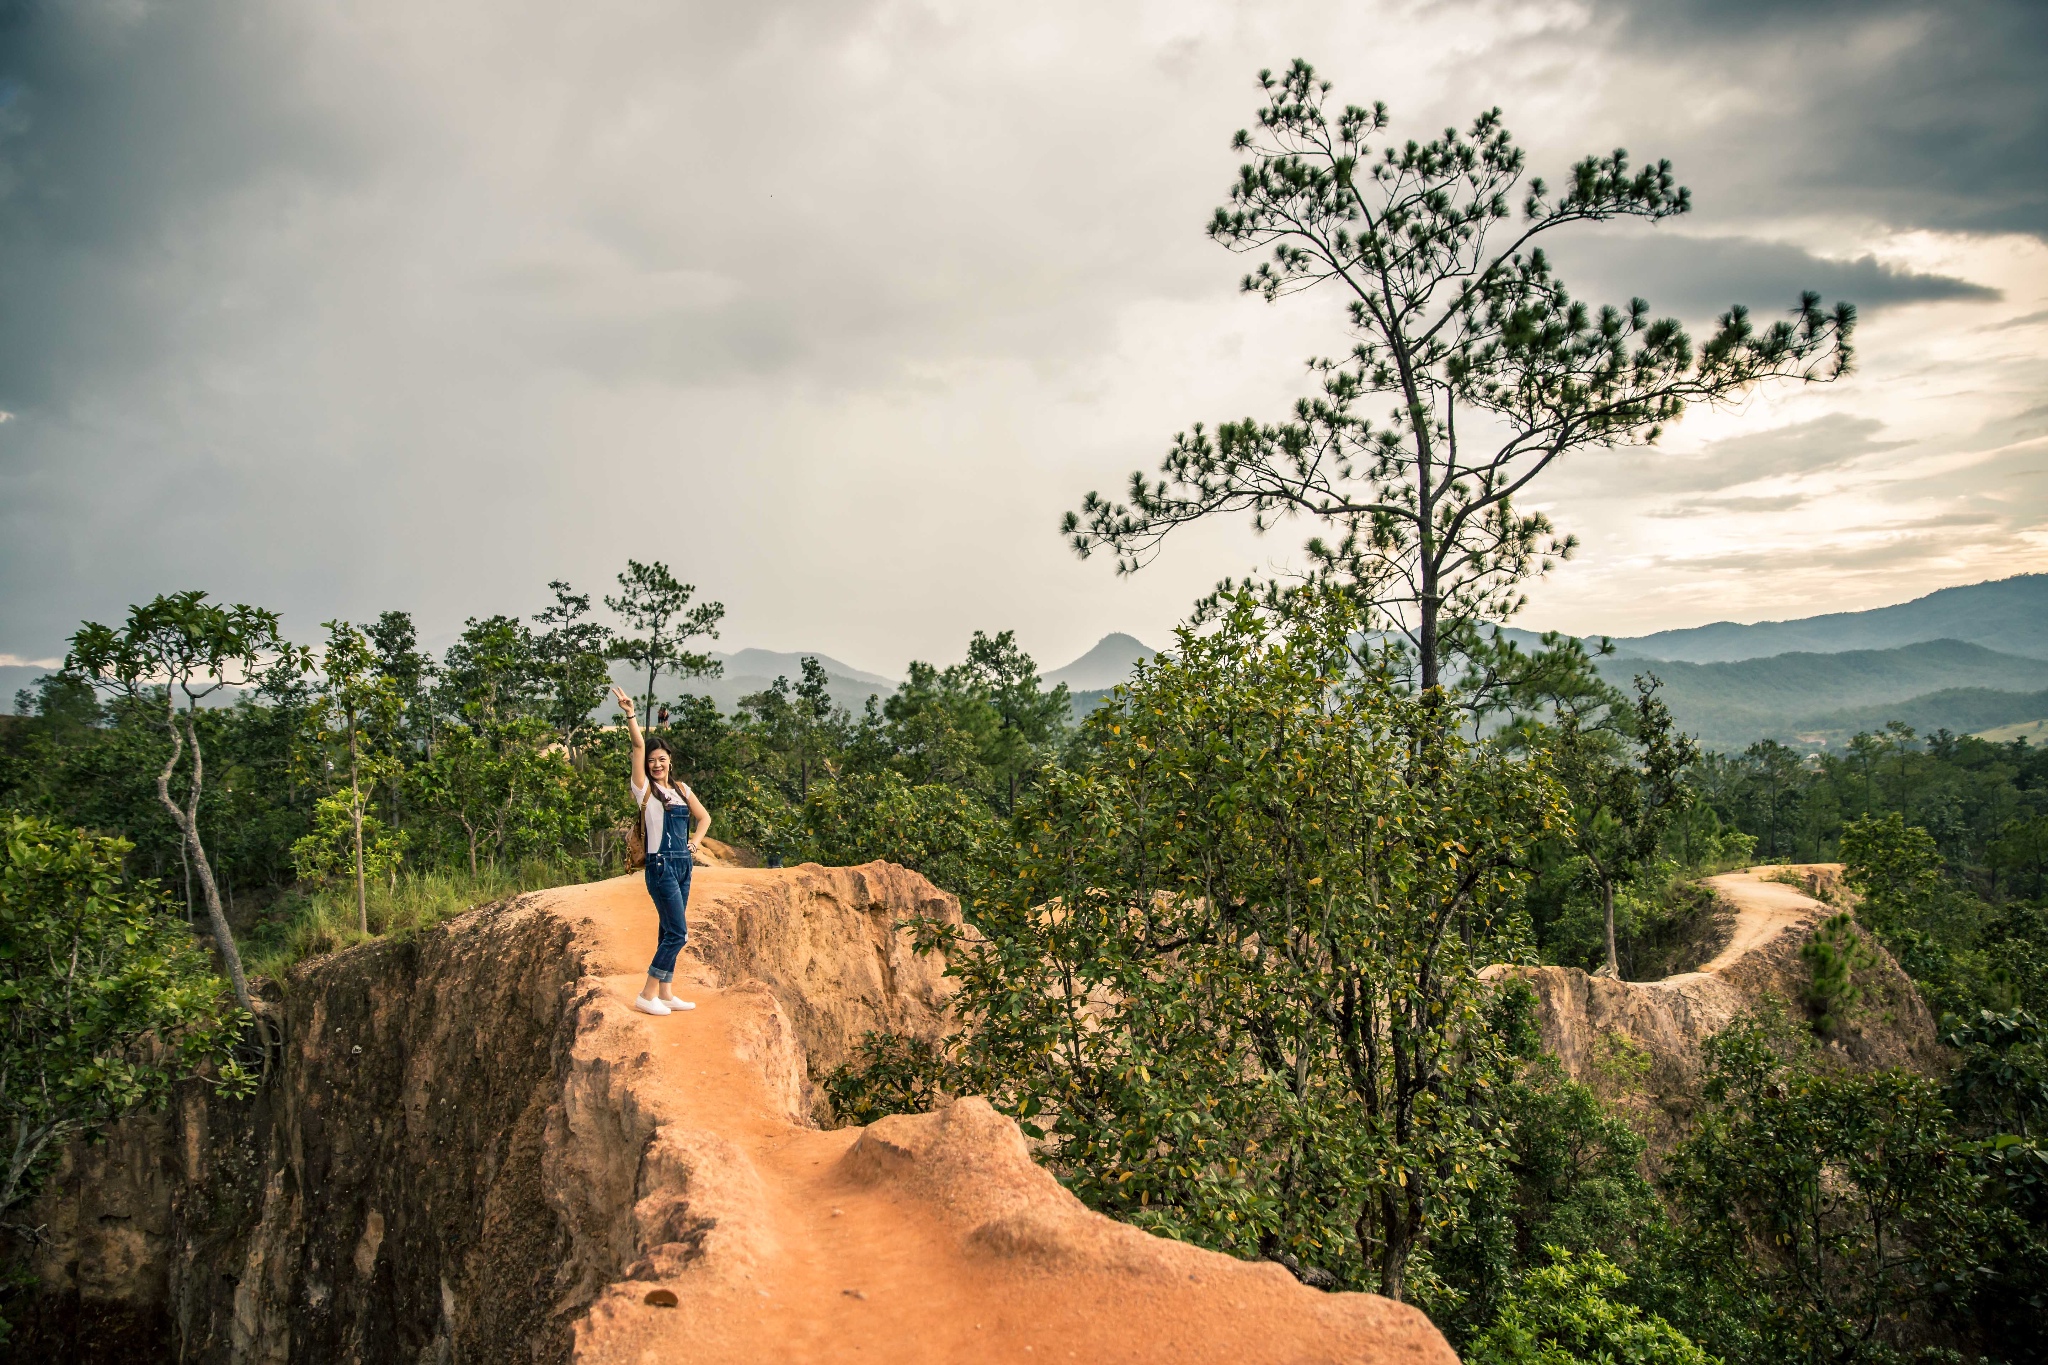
[17,862,1453,1365]
[1493,864,1945,1147]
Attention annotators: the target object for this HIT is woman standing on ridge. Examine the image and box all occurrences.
[614,685,711,1016]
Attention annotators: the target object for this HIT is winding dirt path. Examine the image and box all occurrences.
[1694,865,1839,976]
[538,870,1452,1365]
[1503,862,1944,1136]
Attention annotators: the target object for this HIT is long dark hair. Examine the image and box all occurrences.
[643,735,686,804]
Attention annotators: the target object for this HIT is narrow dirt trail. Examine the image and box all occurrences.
[1618,864,1840,1035]
[540,870,1450,1365]
[1694,866,1837,976]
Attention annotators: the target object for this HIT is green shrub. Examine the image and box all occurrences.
[1466,1248,1714,1365]
[0,815,254,1338]
[822,1029,952,1126]
[1658,1017,2000,1364]
[1799,913,1879,1037]
[801,769,997,895]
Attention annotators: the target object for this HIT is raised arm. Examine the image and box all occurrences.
[613,686,646,791]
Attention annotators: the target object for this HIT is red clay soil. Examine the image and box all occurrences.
[547,868,1453,1365]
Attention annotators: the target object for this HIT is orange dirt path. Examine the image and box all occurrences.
[1696,865,1838,976]
[544,870,1449,1365]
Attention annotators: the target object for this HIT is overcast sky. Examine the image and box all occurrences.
[2,0,2044,679]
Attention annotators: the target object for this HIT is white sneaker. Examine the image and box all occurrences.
[632,995,671,1016]
[660,997,696,1011]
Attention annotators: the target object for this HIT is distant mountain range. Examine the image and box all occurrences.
[1603,574,2048,663]
[639,635,1167,719]
[620,649,896,717]
[15,575,2048,752]
[1593,640,2048,751]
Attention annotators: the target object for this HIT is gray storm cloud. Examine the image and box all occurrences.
[0,0,2042,667]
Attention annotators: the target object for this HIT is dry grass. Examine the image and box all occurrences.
[247,859,594,985]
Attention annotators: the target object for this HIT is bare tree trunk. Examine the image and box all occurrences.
[1376,1186,1416,1301]
[1602,877,1619,979]
[155,704,256,1016]
[347,706,368,934]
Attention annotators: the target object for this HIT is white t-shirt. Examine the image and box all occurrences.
[630,775,695,857]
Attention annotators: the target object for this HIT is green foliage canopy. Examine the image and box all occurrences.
[920,592,1563,1300]
[1659,1018,1997,1365]
[64,592,308,1016]
[0,814,252,1226]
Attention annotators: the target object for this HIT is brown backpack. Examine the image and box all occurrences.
[624,790,655,871]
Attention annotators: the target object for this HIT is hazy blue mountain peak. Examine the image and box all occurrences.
[1044,633,1160,693]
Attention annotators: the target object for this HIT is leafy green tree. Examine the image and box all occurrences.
[1946,1008,2048,1140]
[604,560,724,716]
[438,614,541,728]
[531,581,614,756]
[368,609,432,701]
[1426,1037,1667,1346]
[738,658,846,802]
[1549,679,1699,977]
[366,609,434,820]
[308,620,405,933]
[1064,60,1853,697]
[1837,812,1993,1013]
[412,726,571,876]
[877,661,1000,793]
[291,792,404,899]
[65,592,306,1016]
[1738,740,1806,861]
[801,768,996,895]
[1660,1017,1997,1365]
[1990,814,2048,900]
[918,592,1562,1299]
[1943,1009,2048,1361]
[0,814,252,1233]
[955,630,1071,813]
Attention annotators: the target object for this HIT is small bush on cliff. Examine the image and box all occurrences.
[1799,913,1880,1037]
[823,1029,952,1127]
[0,814,254,1332]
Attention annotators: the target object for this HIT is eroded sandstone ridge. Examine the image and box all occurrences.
[19,861,1454,1365]
[1494,865,1944,1147]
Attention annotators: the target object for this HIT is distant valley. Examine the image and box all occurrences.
[1591,640,2048,751]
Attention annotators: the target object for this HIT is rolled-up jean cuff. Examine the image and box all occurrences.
[644,854,691,981]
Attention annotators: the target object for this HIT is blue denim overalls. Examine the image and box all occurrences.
[643,790,692,982]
